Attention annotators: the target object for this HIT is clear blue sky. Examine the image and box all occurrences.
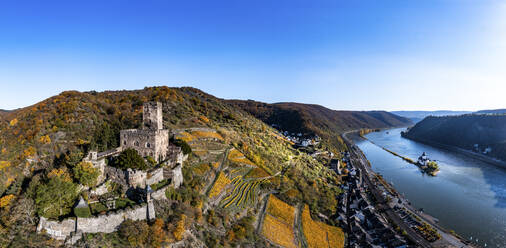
[1,0,505,111]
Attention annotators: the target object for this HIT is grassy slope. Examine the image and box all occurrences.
[404,115,506,161]
[229,100,412,151]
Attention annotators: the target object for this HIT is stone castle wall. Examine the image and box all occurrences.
[76,203,150,233]
[37,217,76,240]
[38,202,155,240]
[120,129,169,162]
[126,169,147,188]
[151,185,169,200]
[171,164,183,189]
[146,167,165,186]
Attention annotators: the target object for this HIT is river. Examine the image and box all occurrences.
[354,128,506,248]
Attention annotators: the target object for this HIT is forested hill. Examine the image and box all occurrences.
[403,115,506,161]
[228,100,412,150]
[391,110,472,123]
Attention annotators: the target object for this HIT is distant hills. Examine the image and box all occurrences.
[474,109,506,115]
[229,100,412,150]
[402,115,506,162]
[391,110,472,123]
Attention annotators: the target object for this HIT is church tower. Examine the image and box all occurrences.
[142,102,163,130]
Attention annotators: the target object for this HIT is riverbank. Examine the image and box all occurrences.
[402,134,506,170]
[342,130,476,248]
[359,131,440,176]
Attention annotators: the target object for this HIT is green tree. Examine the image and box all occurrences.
[35,170,79,219]
[91,122,122,152]
[111,148,147,170]
[172,138,192,155]
[73,161,100,187]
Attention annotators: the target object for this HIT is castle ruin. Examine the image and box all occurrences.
[120,102,170,163]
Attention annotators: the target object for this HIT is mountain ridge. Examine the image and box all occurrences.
[229,99,412,151]
[402,114,506,162]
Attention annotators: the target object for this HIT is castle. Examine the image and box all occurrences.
[37,102,186,243]
[120,101,170,163]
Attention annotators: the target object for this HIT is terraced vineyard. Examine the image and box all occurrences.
[262,214,298,248]
[228,148,256,166]
[208,172,231,199]
[175,129,224,143]
[220,175,265,209]
[261,195,298,248]
[301,204,345,248]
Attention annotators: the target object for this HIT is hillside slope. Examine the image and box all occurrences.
[402,115,506,161]
[391,110,471,123]
[0,87,348,247]
[229,100,412,151]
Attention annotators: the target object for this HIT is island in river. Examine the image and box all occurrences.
[355,128,506,248]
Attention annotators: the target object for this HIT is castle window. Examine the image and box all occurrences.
[123,141,126,145]
[146,142,151,148]
[134,141,139,147]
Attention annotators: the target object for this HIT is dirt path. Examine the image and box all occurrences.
[255,194,270,234]
[294,203,307,248]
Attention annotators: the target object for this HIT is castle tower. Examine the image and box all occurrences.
[143,102,163,130]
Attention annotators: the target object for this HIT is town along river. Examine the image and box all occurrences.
[353,128,506,248]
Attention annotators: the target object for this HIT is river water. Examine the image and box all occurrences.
[354,128,506,248]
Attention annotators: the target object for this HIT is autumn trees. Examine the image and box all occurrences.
[73,161,100,187]
[34,169,79,219]
[118,218,176,248]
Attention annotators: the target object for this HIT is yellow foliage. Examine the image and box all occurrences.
[191,131,223,140]
[177,131,194,143]
[48,168,72,182]
[77,138,88,145]
[0,161,11,170]
[39,135,51,144]
[176,130,223,143]
[23,146,36,158]
[228,149,255,166]
[194,163,211,176]
[173,214,186,241]
[245,167,270,179]
[302,205,344,248]
[9,118,18,126]
[1,148,6,154]
[209,172,231,199]
[0,194,15,208]
[266,195,295,225]
[262,214,297,248]
[199,115,210,123]
[211,162,220,169]
[5,177,15,187]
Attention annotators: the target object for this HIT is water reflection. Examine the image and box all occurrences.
[355,128,506,247]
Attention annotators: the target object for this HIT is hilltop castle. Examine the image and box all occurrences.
[120,102,170,163]
[38,101,186,243]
